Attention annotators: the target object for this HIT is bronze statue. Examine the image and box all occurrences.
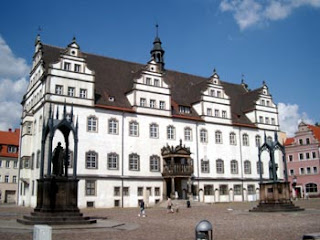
[52,142,64,176]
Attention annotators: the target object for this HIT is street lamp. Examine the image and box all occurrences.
[195,220,213,240]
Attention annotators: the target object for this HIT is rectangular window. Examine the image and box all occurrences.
[140,98,146,107]
[0,160,2,167]
[108,119,118,134]
[234,185,242,195]
[222,111,227,118]
[299,153,304,160]
[299,139,303,145]
[214,109,219,117]
[68,87,75,97]
[146,77,151,85]
[114,186,120,196]
[123,187,129,196]
[86,152,97,169]
[129,154,139,171]
[259,116,263,123]
[74,64,81,72]
[137,187,143,196]
[204,185,213,195]
[288,155,293,162]
[150,156,160,172]
[155,187,160,196]
[159,101,165,110]
[5,175,9,183]
[248,185,255,195]
[307,167,311,174]
[200,130,207,143]
[154,78,160,86]
[306,152,310,159]
[210,89,215,96]
[80,89,87,98]
[314,167,318,174]
[216,91,221,98]
[306,138,310,144]
[87,117,97,132]
[107,154,118,170]
[64,62,70,70]
[300,168,304,175]
[312,152,316,158]
[201,161,209,173]
[184,128,192,141]
[271,118,275,125]
[8,146,17,153]
[219,185,228,195]
[147,187,152,196]
[265,117,269,124]
[290,169,294,176]
[12,176,17,183]
[150,99,156,108]
[85,180,96,196]
[150,124,158,138]
[129,121,139,137]
[207,108,212,116]
[55,85,63,95]
[6,160,10,168]
[14,160,18,168]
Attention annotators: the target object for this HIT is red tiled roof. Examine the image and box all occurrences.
[307,124,320,142]
[0,129,20,158]
[284,137,294,146]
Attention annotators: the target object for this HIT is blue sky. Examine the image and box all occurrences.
[0,0,319,136]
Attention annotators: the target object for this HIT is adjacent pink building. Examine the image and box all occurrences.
[285,122,320,198]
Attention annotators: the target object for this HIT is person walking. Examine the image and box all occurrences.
[139,200,145,217]
[167,197,173,213]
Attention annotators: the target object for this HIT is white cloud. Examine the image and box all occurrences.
[278,102,314,137]
[219,0,320,30]
[0,36,29,131]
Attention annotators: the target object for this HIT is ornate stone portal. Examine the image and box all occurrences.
[18,104,96,224]
[250,132,303,212]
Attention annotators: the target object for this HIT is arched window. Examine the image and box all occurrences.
[184,127,192,141]
[305,183,317,193]
[108,118,119,134]
[257,161,264,174]
[107,153,119,170]
[255,135,261,147]
[150,155,160,172]
[215,131,222,144]
[243,133,249,146]
[129,121,139,137]
[229,132,236,145]
[129,153,140,171]
[231,160,238,174]
[216,159,224,174]
[200,129,208,143]
[201,159,210,173]
[167,125,175,140]
[150,123,159,138]
[86,151,98,169]
[244,160,251,174]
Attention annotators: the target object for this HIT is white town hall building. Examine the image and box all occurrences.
[18,32,282,208]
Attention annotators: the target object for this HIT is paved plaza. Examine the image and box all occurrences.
[0,199,319,240]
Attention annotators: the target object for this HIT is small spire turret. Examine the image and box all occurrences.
[150,24,165,68]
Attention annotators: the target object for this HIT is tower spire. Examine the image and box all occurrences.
[150,24,165,69]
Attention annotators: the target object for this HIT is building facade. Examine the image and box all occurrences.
[0,128,20,203]
[18,34,282,208]
[285,122,320,198]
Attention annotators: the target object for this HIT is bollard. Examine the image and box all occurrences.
[195,220,213,240]
[33,225,52,240]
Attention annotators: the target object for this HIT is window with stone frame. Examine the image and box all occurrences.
[229,132,236,145]
[140,98,146,107]
[247,185,255,195]
[147,187,152,196]
[154,78,160,87]
[219,184,228,195]
[5,160,10,168]
[123,187,129,196]
[222,110,227,118]
[200,129,208,143]
[12,176,17,183]
[86,151,98,169]
[155,187,160,196]
[312,152,316,158]
[233,185,242,195]
[79,88,87,98]
[64,62,71,70]
[74,64,81,72]
[68,87,75,97]
[149,123,159,138]
[107,153,118,170]
[201,160,210,173]
[137,187,143,196]
[150,99,156,108]
[167,125,175,140]
[214,109,219,117]
[255,135,261,147]
[129,121,139,137]
[87,116,98,132]
[5,175,9,183]
[85,180,96,196]
[55,85,63,95]
[207,108,212,116]
[184,127,192,141]
[216,159,224,174]
[257,161,264,174]
[108,118,119,135]
[204,185,214,195]
[129,153,139,171]
[215,130,222,144]
[114,186,120,196]
[230,160,238,174]
[244,160,251,174]
[242,133,249,146]
[13,160,18,168]
[150,155,160,172]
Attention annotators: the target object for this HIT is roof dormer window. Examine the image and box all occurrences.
[64,62,71,71]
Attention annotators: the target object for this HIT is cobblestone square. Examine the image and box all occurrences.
[0,199,319,240]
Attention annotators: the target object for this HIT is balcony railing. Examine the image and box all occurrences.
[162,164,193,176]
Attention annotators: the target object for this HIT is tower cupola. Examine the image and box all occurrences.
[150,24,165,68]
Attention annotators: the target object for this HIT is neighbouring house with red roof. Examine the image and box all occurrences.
[285,122,320,198]
[0,128,20,203]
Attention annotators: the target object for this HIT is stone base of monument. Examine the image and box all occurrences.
[17,176,97,225]
[250,182,304,212]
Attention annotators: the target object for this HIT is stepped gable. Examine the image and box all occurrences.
[41,43,263,126]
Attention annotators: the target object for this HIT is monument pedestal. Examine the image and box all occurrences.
[250,182,304,212]
[17,177,96,225]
